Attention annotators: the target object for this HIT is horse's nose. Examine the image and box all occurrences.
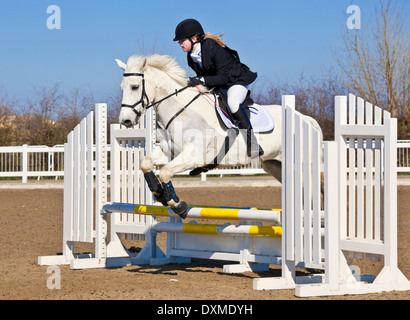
[121,119,134,128]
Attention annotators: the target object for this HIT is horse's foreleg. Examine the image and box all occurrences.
[141,148,169,206]
[158,143,203,219]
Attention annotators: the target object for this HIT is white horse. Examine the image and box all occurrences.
[116,54,322,218]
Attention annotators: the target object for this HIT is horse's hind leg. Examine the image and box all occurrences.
[262,159,325,209]
[261,159,282,183]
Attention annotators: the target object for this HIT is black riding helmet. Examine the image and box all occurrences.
[173,19,204,41]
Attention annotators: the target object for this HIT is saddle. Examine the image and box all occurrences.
[215,90,253,123]
[214,91,275,133]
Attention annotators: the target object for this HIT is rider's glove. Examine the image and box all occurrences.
[187,77,204,87]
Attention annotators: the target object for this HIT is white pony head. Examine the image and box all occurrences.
[116,54,187,128]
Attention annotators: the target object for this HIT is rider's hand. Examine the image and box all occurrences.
[187,77,204,87]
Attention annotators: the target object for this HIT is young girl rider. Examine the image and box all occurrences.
[173,18,264,158]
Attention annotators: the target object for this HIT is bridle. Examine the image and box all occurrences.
[120,72,190,118]
[120,73,150,118]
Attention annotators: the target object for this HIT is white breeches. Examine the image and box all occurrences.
[227,85,249,113]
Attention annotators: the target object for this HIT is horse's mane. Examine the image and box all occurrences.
[126,54,187,86]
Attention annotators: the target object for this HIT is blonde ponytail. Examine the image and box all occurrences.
[203,32,226,47]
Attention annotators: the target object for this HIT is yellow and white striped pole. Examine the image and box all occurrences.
[103,202,282,223]
[152,222,282,238]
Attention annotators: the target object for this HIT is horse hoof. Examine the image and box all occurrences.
[172,201,188,219]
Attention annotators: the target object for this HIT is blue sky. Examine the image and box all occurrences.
[0,0,408,104]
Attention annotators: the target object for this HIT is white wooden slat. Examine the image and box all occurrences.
[383,110,390,121]
[121,140,127,203]
[303,121,312,264]
[365,101,373,125]
[356,138,364,240]
[73,125,80,242]
[133,140,143,203]
[336,96,348,241]
[134,142,142,225]
[383,118,398,268]
[356,97,365,240]
[126,139,134,241]
[120,140,128,240]
[64,133,74,242]
[374,107,382,242]
[324,141,339,289]
[357,97,364,125]
[364,102,374,240]
[285,106,295,260]
[94,103,108,259]
[347,94,356,239]
[294,114,303,264]
[79,117,87,242]
[349,93,356,125]
[140,147,147,237]
[312,127,322,264]
[86,111,94,242]
[127,142,133,204]
[365,138,373,240]
[127,142,135,239]
[110,125,122,207]
[348,138,356,238]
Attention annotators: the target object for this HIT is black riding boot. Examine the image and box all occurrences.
[232,104,264,158]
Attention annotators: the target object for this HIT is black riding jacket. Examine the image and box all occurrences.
[187,38,257,90]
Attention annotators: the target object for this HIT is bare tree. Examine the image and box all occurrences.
[22,83,64,145]
[336,0,409,124]
[0,91,16,146]
[59,87,95,138]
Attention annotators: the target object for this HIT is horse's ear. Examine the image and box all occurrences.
[115,59,127,71]
[141,58,147,71]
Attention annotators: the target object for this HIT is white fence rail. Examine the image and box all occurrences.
[0,144,65,183]
[397,140,410,173]
[1,140,409,183]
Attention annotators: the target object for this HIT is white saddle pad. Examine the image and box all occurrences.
[216,104,275,133]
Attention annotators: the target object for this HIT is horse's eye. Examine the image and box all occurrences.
[131,84,140,90]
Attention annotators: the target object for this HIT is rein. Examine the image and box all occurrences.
[164,92,202,130]
[121,72,190,117]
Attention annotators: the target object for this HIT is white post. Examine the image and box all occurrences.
[383,118,398,270]
[22,144,28,183]
[334,96,347,240]
[62,139,74,261]
[253,95,297,290]
[324,141,339,290]
[281,95,296,285]
[95,103,108,260]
